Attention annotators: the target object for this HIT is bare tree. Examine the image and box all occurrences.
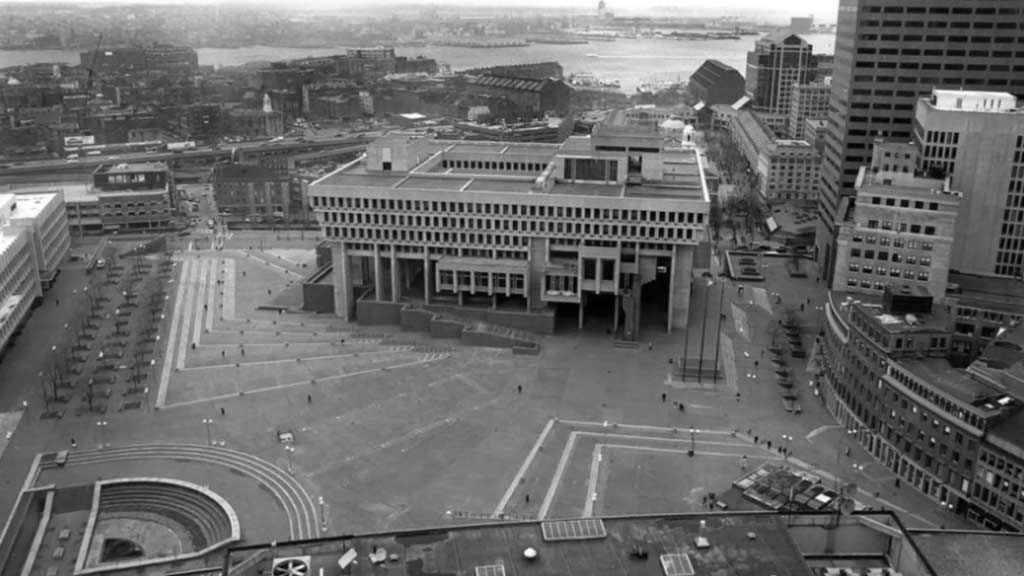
[708,200,723,242]
[82,383,96,412]
[722,196,741,245]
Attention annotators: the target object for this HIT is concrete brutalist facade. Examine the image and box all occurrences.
[309,117,711,336]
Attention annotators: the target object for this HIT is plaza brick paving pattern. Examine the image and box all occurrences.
[0,240,975,575]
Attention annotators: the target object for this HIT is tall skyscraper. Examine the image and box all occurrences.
[815,0,1024,285]
[745,34,816,116]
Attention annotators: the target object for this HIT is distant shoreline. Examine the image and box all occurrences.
[0,34,836,94]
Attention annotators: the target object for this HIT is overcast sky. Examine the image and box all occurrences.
[6,0,839,20]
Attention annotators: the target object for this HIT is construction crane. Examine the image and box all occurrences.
[85,34,103,94]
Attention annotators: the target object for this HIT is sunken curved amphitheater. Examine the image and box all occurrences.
[76,478,240,573]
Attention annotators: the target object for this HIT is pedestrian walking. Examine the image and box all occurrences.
[741,455,748,470]
[220,407,226,416]
[56,299,60,307]
[525,494,530,504]
[736,392,741,402]
[661,392,667,403]
[754,435,759,444]
[648,342,653,350]
[307,394,312,404]
[517,385,523,395]
[70,437,77,449]
[767,440,772,449]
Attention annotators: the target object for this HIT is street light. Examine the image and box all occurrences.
[833,427,863,492]
[202,418,213,445]
[96,421,108,448]
[318,496,326,532]
[284,445,295,473]
[781,434,793,460]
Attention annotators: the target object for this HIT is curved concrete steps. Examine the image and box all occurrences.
[58,444,318,540]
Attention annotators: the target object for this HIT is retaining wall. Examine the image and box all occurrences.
[0,491,47,576]
[399,308,433,332]
[356,300,403,325]
[422,303,555,335]
[429,318,464,339]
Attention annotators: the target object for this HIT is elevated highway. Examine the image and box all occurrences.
[0,136,370,185]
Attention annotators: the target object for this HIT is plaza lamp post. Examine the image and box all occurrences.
[203,418,213,446]
[834,428,861,493]
[284,445,295,474]
[782,434,793,461]
[96,421,108,448]
[318,496,326,532]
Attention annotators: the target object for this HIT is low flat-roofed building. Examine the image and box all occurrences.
[945,271,1024,357]
[833,147,961,300]
[220,511,1020,576]
[211,163,306,224]
[708,103,738,131]
[621,105,697,128]
[89,162,174,232]
[730,109,820,202]
[911,530,1024,576]
[310,116,710,336]
[975,405,1024,532]
[452,116,573,143]
[821,286,1024,528]
[0,227,39,356]
[0,192,70,288]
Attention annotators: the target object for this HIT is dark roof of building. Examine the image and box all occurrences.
[469,75,553,92]
[910,530,1024,576]
[213,164,288,181]
[987,405,1024,454]
[225,514,814,576]
[689,60,743,87]
[899,358,1001,407]
[948,272,1024,314]
[835,291,950,334]
[692,59,742,77]
[758,32,812,46]
[967,327,1024,411]
[93,162,168,175]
